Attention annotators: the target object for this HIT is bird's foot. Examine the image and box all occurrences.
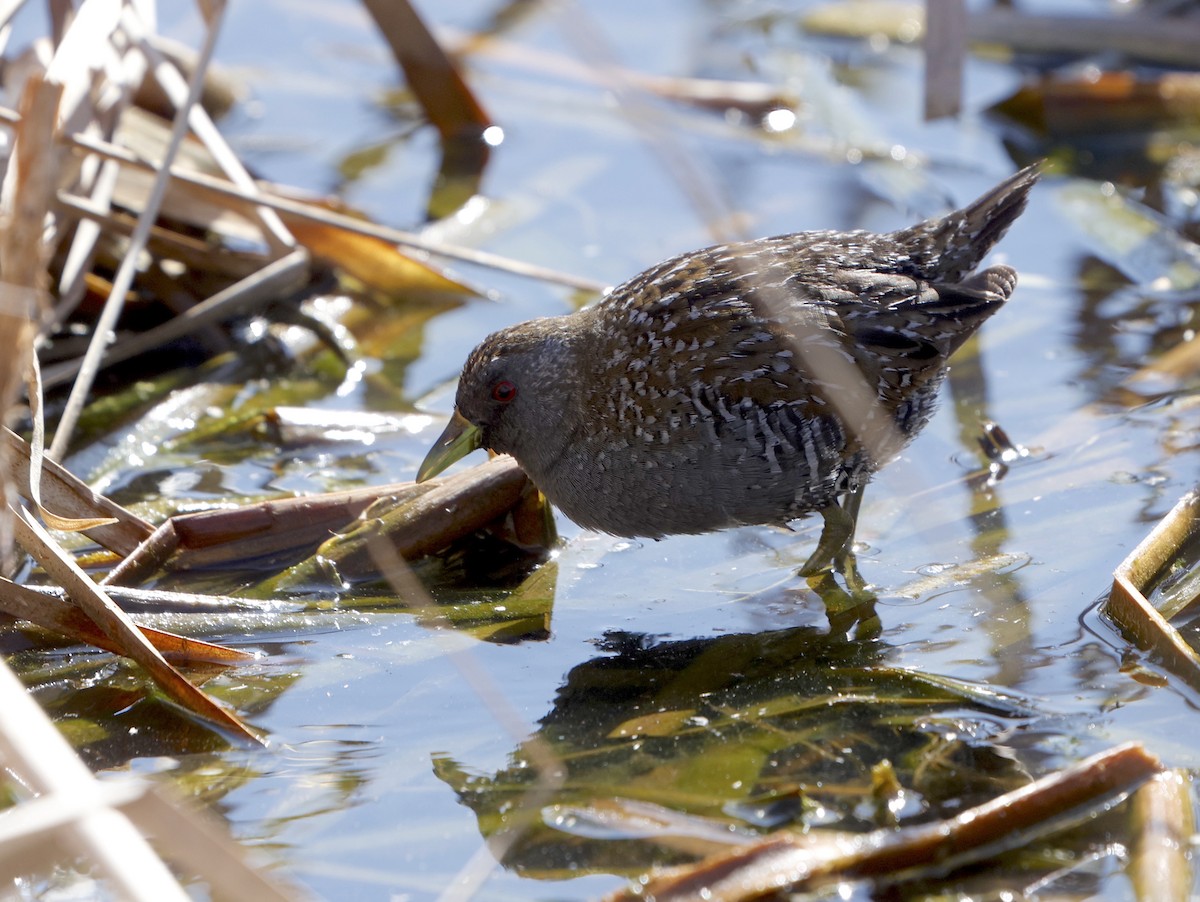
[802,540,879,639]
[803,550,875,607]
[797,505,871,590]
[834,547,870,595]
[804,569,880,640]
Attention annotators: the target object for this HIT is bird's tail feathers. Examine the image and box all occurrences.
[900,163,1041,282]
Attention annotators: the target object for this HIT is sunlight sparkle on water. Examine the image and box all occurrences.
[763,108,796,133]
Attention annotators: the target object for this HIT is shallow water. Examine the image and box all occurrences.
[14,1,1200,899]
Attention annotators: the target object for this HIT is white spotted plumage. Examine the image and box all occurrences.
[448,166,1039,538]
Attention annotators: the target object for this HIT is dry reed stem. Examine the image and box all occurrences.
[127,7,294,253]
[103,480,418,586]
[59,128,606,291]
[444,26,793,118]
[49,1,231,458]
[363,0,491,144]
[0,577,254,665]
[968,9,1200,68]
[606,743,1162,901]
[0,23,192,902]
[923,0,966,120]
[1128,770,1196,902]
[0,75,61,563]
[803,5,1200,69]
[47,0,150,323]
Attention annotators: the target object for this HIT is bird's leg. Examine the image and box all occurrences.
[833,484,867,593]
[797,505,852,576]
[798,484,869,592]
[800,484,876,633]
[798,485,859,574]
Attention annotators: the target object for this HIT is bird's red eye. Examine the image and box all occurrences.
[492,380,517,403]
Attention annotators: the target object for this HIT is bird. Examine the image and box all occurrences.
[417,165,1039,580]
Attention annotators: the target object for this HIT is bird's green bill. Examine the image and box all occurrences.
[416,409,484,482]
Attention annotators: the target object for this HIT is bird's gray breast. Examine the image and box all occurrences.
[536,374,855,538]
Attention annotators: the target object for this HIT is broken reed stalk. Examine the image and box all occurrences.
[362,0,491,144]
[3,426,153,555]
[271,455,528,589]
[102,480,410,586]
[607,742,1162,901]
[1104,487,1200,694]
[11,503,261,743]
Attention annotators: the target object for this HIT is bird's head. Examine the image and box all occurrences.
[416,316,581,482]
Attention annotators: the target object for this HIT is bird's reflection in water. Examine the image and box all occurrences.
[433,623,1039,878]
